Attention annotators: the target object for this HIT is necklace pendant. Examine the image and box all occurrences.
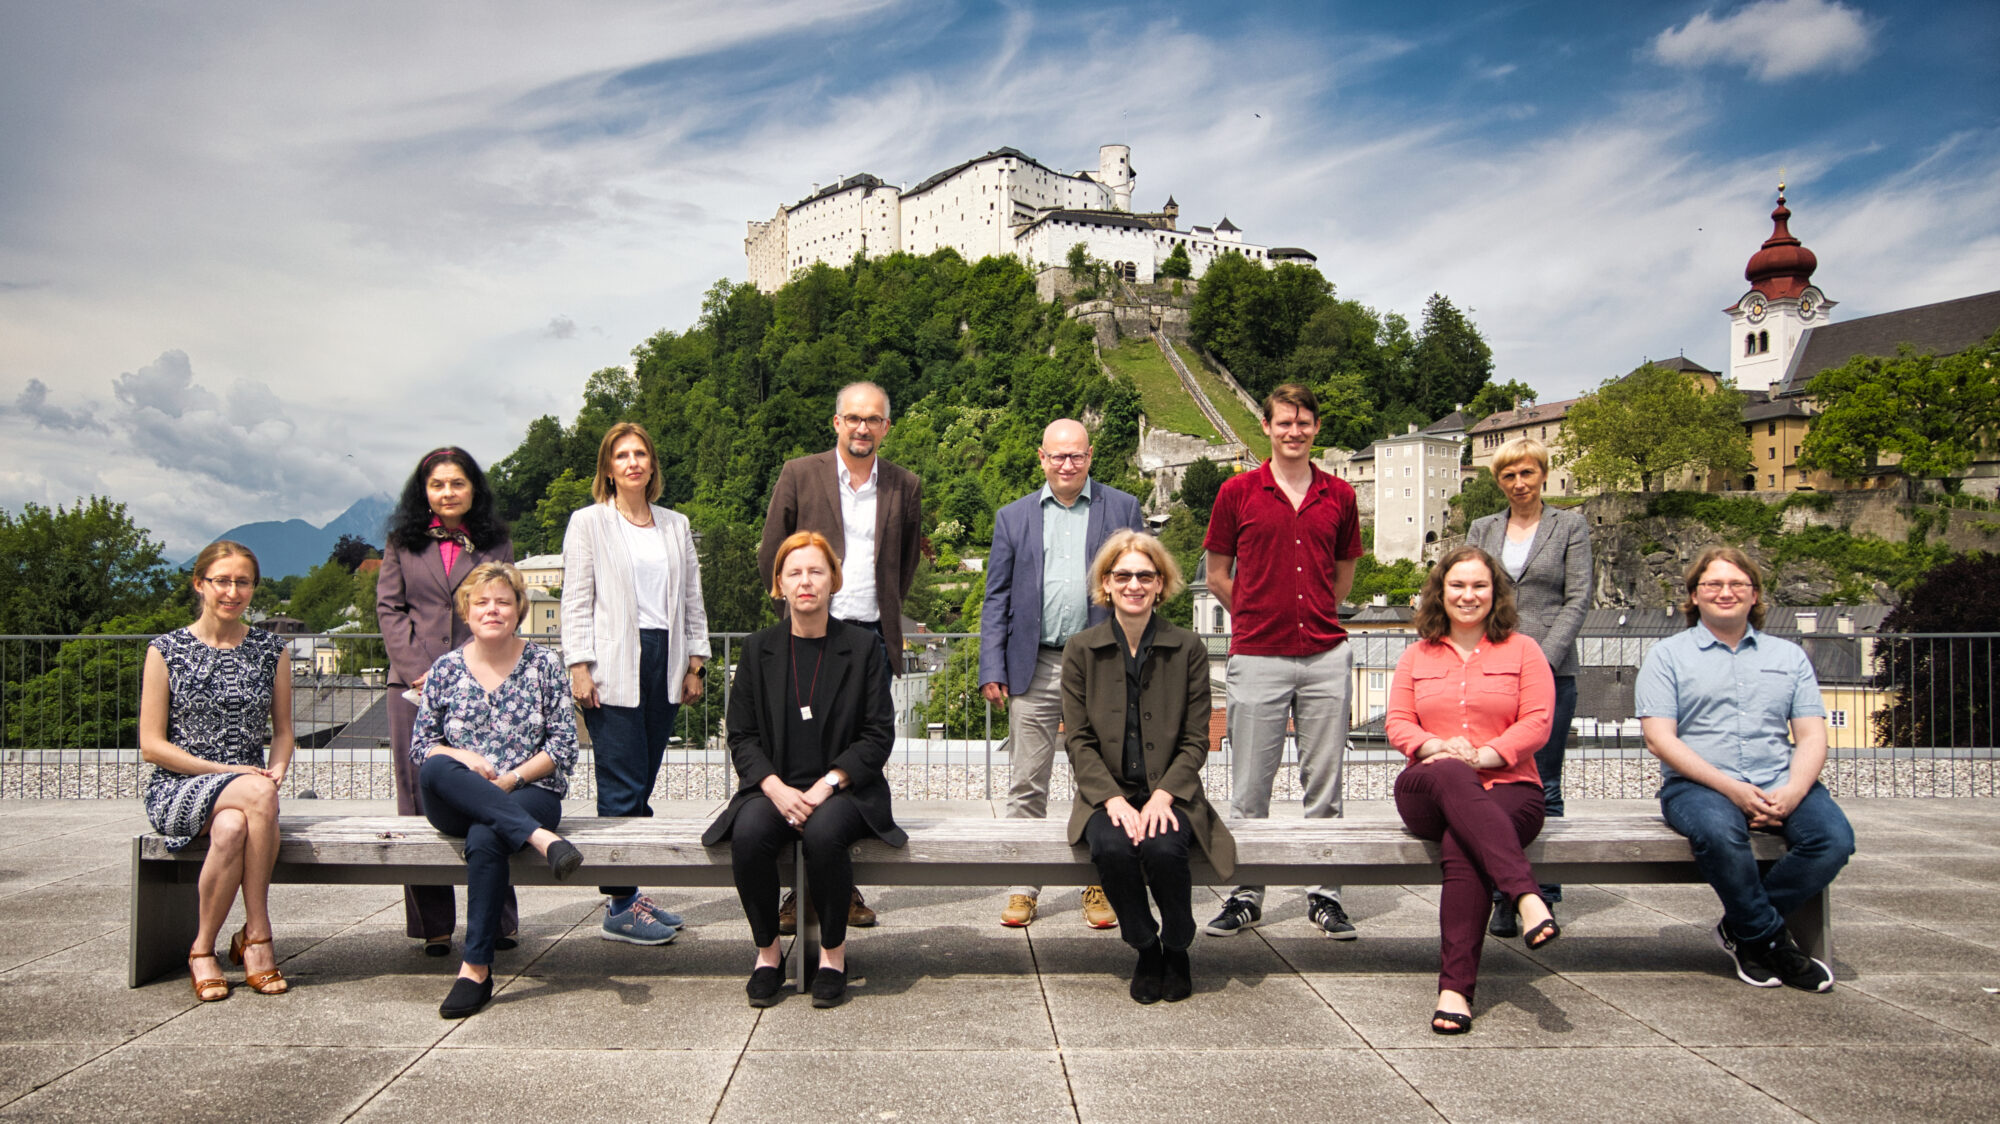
[799,705,813,720]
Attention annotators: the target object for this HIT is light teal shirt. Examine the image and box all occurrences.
[1038,479,1093,647]
[1634,622,1825,789]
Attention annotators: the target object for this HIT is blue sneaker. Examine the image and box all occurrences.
[631,895,684,929]
[602,898,680,945]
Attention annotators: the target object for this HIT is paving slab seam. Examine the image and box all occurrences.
[1021,908,1087,1122]
[0,922,123,973]
[0,1042,123,1111]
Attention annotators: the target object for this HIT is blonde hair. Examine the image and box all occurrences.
[592,422,663,505]
[453,561,527,624]
[1489,436,1550,478]
[769,531,844,600]
[1088,529,1182,607]
[190,540,260,612]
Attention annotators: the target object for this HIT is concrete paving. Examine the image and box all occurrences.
[1,797,1997,1123]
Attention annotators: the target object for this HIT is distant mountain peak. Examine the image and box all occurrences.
[189,492,397,578]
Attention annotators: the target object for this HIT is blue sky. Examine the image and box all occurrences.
[3,0,1995,554]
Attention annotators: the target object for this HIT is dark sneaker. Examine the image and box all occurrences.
[1762,929,1835,993]
[1714,920,1780,987]
[1487,896,1521,939]
[1307,895,1358,940]
[1203,897,1262,937]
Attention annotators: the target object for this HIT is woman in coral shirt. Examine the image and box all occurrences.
[1387,545,1559,1035]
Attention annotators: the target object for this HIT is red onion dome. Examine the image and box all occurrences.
[1744,189,1818,300]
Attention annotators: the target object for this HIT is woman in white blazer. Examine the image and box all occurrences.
[562,421,711,946]
[1466,436,1593,934]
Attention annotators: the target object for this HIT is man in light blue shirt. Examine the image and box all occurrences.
[981,419,1145,928]
[1636,546,1854,993]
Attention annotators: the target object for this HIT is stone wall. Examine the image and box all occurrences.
[1136,419,1245,513]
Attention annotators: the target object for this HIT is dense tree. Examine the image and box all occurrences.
[1558,363,1750,492]
[1798,331,2000,501]
[1157,242,1192,279]
[489,414,574,531]
[4,602,192,749]
[0,497,173,636]
[1466,379,1537,421]
[1408,293,1493,420]
[1450,473,1508,532]
[1176,458,1234,521]
[287,560,357,632]
[1873,552,1998,749]
[329,534,374,572]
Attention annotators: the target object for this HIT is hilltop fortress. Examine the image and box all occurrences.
[746,144,1311,292]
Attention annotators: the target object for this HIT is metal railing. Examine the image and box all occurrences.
[2,630,1993,801]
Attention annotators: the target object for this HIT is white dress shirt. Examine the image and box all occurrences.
[831,455,880,622]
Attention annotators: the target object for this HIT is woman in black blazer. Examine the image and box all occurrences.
[704,531,904,1009]
[377,446,516,956]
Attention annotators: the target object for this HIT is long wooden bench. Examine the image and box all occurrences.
[131,815,1825,990]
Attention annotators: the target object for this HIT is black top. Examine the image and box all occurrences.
[780,632,837,789]
[1119,616,1160,786]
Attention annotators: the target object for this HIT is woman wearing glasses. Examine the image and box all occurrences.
[562,421,711,946]
[1061,529,1235,1004]
[140,541,295,1001]
[378,445,515,957]
[1386,546,1558,1034]
[1466,436,1592,934]
[704,531,903,1009]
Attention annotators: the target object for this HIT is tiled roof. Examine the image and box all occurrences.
[1465,397,1582,435]
[789,173,887,211]
[1016,209,1157,234]
[1775,289,2000,398]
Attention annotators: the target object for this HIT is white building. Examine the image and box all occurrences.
[1364,424,1466,565]
[1727,184,1836,396]
[746,145,1287,292]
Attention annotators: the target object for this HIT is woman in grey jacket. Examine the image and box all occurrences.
[1467,436,1593,932]
[562,421,711,946]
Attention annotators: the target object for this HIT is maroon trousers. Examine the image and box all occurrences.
[1394,760,1545,1003]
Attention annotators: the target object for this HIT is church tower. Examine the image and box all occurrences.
[1726,184,1835,395]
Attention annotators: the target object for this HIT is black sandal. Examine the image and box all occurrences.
[1431,1009,1473,1035]
[1524,917,1562,951]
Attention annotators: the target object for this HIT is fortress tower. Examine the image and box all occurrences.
[1096,144,1134,212]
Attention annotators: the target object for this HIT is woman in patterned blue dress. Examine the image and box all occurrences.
[412,562,584,1018]
[139,541,295,1001]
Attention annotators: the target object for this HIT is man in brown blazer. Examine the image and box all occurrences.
[757,380,924,932]
[758,381,924,672]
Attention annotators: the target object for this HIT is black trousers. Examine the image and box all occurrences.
[729,790,872,949]
[391,687,518,939]
[1084,804,1197,952]
[419,755,561,966]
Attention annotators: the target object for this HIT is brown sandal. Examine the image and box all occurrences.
[188,949,229,1002]
[229,926,290,995]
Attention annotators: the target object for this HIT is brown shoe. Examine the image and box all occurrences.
[848,888,877,927]
[1081,886,1118,930]
[228,926,289,995]
[778,890,797,936]
[1000,894,1038,927]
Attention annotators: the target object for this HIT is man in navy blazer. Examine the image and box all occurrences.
[980,418,1146,928]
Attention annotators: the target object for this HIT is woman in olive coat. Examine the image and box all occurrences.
[1063,529,1236,1004]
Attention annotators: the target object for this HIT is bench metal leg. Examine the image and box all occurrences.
[792,844,821,994]
[130,841,199,988]
[1789,888,1833,967]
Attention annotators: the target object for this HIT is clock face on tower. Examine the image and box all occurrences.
[1799,288,1820,321]
[1744,294,1767,323]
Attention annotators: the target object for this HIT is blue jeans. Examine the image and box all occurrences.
[583,628,680,899]
[1536,675,1578,818]
[419,755,561,967]
[1659,777,1854,945]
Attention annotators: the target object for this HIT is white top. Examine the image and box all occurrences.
[831,456,880,623]
[1501,534,1532,581]
[617,514,673,630]
[559,502,711,708]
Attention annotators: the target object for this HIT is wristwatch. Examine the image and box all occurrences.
[821,771,843,792]
[506,771,524,790]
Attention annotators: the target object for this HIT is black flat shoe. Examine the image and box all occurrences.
[1431,1009,1473,1035]
[1130,942,1165,1005]
[1162,947,1192,1003]
[494,935,518,952]
[423,937,451,958]
[439,975,493,1019]
[545,839,583,881]
[1487,898,1521,939]
[810,966,848,1008]
[1524,917,1562,951]
[747,964,786,1008]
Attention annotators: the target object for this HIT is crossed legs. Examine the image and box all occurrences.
[191,773,282,982]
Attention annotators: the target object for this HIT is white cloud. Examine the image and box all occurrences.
[10,379,108,433]
[1652,0,1876,81]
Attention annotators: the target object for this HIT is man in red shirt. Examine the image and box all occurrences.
[1201,384,1364,938]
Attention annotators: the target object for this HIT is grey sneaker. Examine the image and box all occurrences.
[630,894,684,929]
[1714,920,1779,987]
[1203,897,1262,936]
[602,898,680,945]
[1307,894,1358,940]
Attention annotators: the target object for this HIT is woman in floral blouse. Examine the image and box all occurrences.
[411,561,585,1018]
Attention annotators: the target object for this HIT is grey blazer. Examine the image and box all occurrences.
[377,536,514,689]
[1468,504,1594,678]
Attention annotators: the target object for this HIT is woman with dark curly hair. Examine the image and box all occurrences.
[377,446,514,957]
[1386,545,1558,1035]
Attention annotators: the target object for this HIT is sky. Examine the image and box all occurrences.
[3,0,1996,555]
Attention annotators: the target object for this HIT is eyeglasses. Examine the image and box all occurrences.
[1108,570,1161,585]
[1696,580,1755,594]
[1041,451,1091,466]
[203,577,256,592]
[838,414,887,428]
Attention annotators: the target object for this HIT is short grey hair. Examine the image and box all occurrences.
[836,381,891,421]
